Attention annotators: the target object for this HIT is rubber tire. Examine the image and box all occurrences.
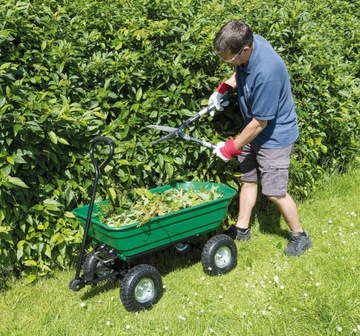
[83,251,117,283]
[201,234,238,276]
[120,264,163,312]
[174,241,192,254]
[69,278,85,292]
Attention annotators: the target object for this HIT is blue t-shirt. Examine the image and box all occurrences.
[235,35,299,148]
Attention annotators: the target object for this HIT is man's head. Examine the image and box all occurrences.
[214,20,254,66]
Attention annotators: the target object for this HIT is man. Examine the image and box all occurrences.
[209,20,312,256]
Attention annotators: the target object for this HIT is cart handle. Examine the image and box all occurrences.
[90,136,115,173]
[70,136,115,287]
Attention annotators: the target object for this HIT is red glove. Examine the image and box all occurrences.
[213,138,242,162]
[208,82,233,113]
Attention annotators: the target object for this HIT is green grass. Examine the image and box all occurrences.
[1,163,360,336]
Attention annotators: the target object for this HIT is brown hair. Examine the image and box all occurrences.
[214,20,254,54]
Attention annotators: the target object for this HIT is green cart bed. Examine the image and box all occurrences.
[72,181,237,260]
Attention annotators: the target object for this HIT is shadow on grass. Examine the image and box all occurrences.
[254,194,289,239]
[79,238,206,301]
[78,195,293,301]
[80,279,121,300]
[226,190,289,239]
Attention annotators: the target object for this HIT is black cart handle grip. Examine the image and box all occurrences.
[90,136,115,173]
[70,136,115,284]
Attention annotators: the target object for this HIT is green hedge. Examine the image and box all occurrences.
[1,0,359,283]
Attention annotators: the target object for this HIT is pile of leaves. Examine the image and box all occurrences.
[97,186,223,228]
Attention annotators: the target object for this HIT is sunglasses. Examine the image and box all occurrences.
[216,45,246,63]
[216,40,253,63]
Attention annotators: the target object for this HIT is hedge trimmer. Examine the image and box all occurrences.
[147,97,228,150]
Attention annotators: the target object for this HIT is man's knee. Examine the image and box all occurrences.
[267,194,286,204]
[240,180,257,187]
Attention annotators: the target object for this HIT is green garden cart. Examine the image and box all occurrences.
[69,135,237,312]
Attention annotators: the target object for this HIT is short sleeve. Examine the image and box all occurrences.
[251,80,281,120]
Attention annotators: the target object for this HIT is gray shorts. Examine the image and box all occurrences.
[237,143,294,197]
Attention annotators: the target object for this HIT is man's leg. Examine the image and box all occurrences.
[236,181,258,229]
[258,145,312,256]
[267,193,303,232]
[236,144,259,230]
[267,193,311,256]
[228,144,259,240]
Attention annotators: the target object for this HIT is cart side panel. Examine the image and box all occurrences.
[72,182,237,258]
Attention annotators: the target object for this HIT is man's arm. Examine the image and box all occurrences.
[212,118,268,162]
[234,118,268,149]
[224,72,237,89]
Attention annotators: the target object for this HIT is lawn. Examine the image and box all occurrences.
[1,161,359,336]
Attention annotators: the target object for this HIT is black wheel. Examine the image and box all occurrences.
[120,264,163,312]
[201,234,238,276]
[83,251,118,284]
[174,241,192,254]
[69,278,85,292]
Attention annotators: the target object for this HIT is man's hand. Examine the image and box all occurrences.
[208,82,233,115]
[213,138,242,162]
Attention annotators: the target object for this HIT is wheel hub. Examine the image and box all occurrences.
[135,278,155,303]
[214,246,232,268]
